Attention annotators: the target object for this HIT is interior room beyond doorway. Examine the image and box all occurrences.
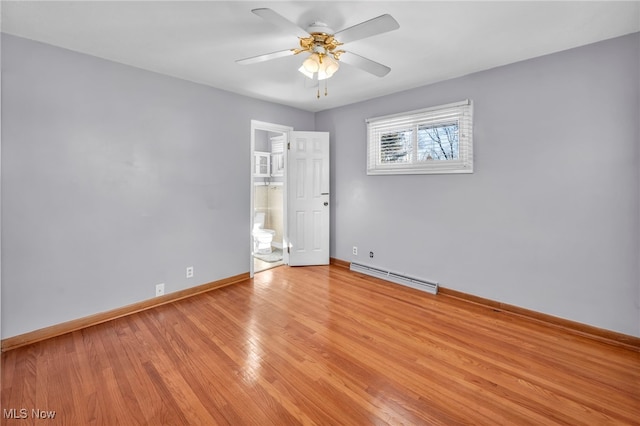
[253,129,285,273]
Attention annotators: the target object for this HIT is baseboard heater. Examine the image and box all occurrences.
[350,262,439,295]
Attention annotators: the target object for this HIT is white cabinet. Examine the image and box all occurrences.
[254,151,271,177]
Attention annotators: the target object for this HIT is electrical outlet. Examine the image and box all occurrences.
[186,266,194,278]
[352,246,358,255]
[155,283,165,297]
[370,251,374,258]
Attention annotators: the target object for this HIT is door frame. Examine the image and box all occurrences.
[250,120,293,278]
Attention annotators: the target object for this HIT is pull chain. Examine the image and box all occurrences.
[314,79,329,99]
[316,80,328,99]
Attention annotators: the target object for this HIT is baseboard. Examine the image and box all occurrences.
[438,287,640,351]
[333,258,640,351]
[6,263,637,353]
[330,257,350,269]
[1,272,250,352]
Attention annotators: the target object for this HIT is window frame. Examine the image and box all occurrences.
[366,100,473,175]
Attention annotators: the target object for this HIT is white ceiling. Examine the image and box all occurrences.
[2,1,639,112]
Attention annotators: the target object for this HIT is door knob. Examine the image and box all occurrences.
[324,202,329,206]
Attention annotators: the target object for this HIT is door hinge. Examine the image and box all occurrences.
[287,142,290,150]
[287,247,290,254]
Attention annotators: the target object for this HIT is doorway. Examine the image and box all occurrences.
[250,121,292,276]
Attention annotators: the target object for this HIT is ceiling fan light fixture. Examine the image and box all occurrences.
[298,64,314,79]
[301,53,340,81]
[317,55,339,80]
[324,56,340,77]
[302,53,321,73]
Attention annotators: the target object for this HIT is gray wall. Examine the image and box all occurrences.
[1,34,314,338]
[2,32,639,339]
[0,29,3,345]
[316,33,640,337]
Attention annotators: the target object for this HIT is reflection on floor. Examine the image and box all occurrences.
[254,248,283,273]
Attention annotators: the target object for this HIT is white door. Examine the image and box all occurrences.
[287,131,330,266]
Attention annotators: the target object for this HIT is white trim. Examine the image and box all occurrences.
[366,99,470,124]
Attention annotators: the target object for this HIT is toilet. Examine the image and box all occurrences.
[253,212,276,254]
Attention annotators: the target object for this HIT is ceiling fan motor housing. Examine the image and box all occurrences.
[306,21,334,35]
[297,25,344,60]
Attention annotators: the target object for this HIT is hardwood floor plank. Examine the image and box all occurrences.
[328,267,640,419]
[2,265,639,425]
[334,294,636,420]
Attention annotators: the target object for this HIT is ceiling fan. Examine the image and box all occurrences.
[236,8,400,96]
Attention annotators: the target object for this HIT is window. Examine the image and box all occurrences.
[367,100,473,175]
[270,135,285,176]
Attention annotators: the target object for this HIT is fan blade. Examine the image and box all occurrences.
[340,52,391,77]
[236,49,295,65]
[335,14,399,44]
[252,8,309,39]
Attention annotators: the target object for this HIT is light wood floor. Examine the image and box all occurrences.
[2,265,639,425]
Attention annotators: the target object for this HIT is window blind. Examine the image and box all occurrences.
[366,100,473,175]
